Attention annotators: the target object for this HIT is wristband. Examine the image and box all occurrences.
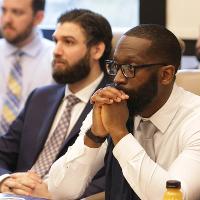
[85,128,107,143]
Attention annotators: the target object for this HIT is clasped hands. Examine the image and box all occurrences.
[0,171,51,199]
[90,86,130,144]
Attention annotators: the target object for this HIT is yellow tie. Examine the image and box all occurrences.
[0,51,23,134]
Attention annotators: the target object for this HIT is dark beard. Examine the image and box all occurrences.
[52,52,91,84]
[115,72,158,116]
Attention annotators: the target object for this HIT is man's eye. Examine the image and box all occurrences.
[128,65,135,70]
[64,40,74,45]
[13,10,24,16]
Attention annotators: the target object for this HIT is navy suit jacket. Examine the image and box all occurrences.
[0,75,109,176]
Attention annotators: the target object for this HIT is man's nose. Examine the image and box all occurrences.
[113,69,127,84]
[2,12,13,24]
[53,42,64,56]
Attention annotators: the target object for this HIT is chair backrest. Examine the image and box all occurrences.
[175,69,200,95]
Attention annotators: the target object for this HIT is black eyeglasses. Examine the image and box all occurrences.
[105,59,167,78]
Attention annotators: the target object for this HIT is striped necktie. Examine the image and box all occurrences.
[31,94,80,177]
[0,51,23,135]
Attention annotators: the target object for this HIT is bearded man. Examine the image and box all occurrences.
[0,9,112,199]
[0,0,54,134]
[49,24,200,200]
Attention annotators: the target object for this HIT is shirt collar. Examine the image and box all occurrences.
[134,83,183,134]
[4,28,44,57]
[64,73,104,103]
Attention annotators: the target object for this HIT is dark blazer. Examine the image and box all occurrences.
[0,75,109,176]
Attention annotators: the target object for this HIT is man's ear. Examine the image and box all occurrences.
[159,65,176,85]
[33,11,44,26]
[90,42,106,60]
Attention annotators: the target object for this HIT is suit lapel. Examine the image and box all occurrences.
[35,86,65,157]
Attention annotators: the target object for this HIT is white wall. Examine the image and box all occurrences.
[167,0,200,39]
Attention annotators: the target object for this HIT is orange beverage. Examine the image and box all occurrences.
[163,180,183,200]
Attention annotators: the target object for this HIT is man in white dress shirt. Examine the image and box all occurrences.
[0,9,112,199]
[48,24,200,200]
[0,0,54,134]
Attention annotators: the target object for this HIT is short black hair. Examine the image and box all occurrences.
[125,24,181,72]
[32,0,45,13]
[57,9,113,73]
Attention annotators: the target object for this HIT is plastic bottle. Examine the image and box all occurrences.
[163,180,183,200]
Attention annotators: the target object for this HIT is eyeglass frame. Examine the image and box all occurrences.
[105,59,167,78]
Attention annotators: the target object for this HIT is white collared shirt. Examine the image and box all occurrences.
[0,28,54,116]
[48,84,200,200]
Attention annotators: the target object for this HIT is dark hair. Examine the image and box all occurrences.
[57,9,113,73]
[124,24,181,72]
[32,0,45,13]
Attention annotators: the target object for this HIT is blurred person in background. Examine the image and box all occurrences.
[0,0,54,135]
[182,34,200,69]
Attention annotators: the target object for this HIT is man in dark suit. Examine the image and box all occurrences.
[0,9,112,198]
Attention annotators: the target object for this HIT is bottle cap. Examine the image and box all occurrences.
[166,180,181,189]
